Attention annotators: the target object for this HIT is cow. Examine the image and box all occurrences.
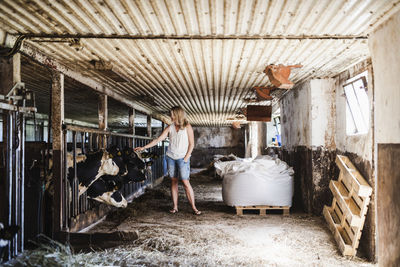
[86,177,127,208]
[67,150,119,196]
[0,223,19,262]
[121,148,149,183]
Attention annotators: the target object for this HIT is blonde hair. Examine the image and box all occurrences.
[170,106,189,129]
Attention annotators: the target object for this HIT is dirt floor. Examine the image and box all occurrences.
[5,170,376,266]
[82,170,375,267]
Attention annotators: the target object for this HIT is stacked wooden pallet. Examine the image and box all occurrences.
[236,205,290,216]
[323,155,372,256]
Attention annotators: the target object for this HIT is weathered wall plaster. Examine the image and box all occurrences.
[310,79,336,148]
[191,126,245,167]
[245,122,267,158]
[369,9,400,267]
[280,71,376,260]
[334,60,376,261]
[281,80,311,149]
[280,79,336,215]
[335,60,374,162]
[370,11,400,144]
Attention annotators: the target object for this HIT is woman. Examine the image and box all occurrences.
[134,106,201,215]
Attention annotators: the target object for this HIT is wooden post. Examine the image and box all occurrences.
[98,94,108,149]
[147,115,152,138]
[51,71,65,235]
[129,108,135,147]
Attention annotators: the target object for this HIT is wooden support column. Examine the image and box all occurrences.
[98,94,108,149]
[51,71,65,235]
[147,115,152,138]
[129,108,135,147]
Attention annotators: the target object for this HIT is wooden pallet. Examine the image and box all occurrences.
[323,155,372,256]
[235,205,290,216]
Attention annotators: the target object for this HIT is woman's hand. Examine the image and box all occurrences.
[134,147,145,152]
[183,156,190,163]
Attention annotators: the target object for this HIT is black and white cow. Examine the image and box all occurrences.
[0,223,19,262]
[121,148,150,182]
[86,176,127,208]
[66,147,158,208]
[68,150,119,196]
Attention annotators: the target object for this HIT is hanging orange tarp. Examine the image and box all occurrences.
[264,64,302,89]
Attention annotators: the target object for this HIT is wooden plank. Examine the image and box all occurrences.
[323,206,337,233]
[246,105,272,122]
[235,205,290,216]
[51,71,65,234]
[147,115,152,138]
[57,230,138,252]
[129,108,135,147]
[330,180,362,227]
[336,155,372,197]
[98,94,108,149]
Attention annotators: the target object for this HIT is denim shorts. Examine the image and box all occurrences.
[166,155,190,180]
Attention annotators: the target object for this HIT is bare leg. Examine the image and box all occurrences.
[170,177,179,211]
[181,180,199,212]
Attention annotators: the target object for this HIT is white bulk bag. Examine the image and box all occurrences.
[215,156,294,207]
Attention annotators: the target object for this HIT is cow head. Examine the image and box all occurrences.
[70,150,120,196]
[87,178,128,208]
[107,146,127,176]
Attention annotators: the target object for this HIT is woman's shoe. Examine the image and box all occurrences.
[193,210,202,215]
[169,208,178,214]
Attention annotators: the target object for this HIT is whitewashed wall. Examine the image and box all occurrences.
[335,60,374,162]
[281,80,311,149]
[370,11,400,144]
[310,79,336,148]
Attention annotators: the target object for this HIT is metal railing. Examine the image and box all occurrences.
[61,124,166,231]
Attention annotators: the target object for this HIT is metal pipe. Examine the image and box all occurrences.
[72,131,78,217]
[5,112,12,260]
[65,124,153,140]
[19,112,25,253]
[23,33,369,40]
[62,129,68,231]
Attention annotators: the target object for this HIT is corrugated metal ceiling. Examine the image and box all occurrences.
[1,0,399,126]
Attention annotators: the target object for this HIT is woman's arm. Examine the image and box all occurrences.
[134,125,170,151]
[184,124,194,162]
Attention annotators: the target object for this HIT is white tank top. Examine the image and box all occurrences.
[166,123,189,159]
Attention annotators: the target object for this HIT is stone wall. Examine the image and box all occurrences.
[191,126,245,168]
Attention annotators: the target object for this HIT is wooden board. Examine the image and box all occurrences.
[235,205,290,216]
[246,105,272,122]
[324,155,372,256]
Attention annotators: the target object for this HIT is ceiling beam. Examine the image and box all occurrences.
[1,31,169,124]
[20,33,369,41]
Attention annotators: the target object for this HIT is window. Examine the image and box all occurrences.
[343,71,369,135]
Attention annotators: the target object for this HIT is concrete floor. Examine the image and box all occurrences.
[86,171,375,267]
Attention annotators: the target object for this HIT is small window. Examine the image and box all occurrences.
[343,71,369,135]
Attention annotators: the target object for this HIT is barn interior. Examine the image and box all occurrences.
[0,0,399,266]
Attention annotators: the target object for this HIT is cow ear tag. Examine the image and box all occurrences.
[109,154,114,158]
[117,151,122,156]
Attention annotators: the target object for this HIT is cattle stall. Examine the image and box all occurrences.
[59,124,166,232]
[0,54,167,260]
